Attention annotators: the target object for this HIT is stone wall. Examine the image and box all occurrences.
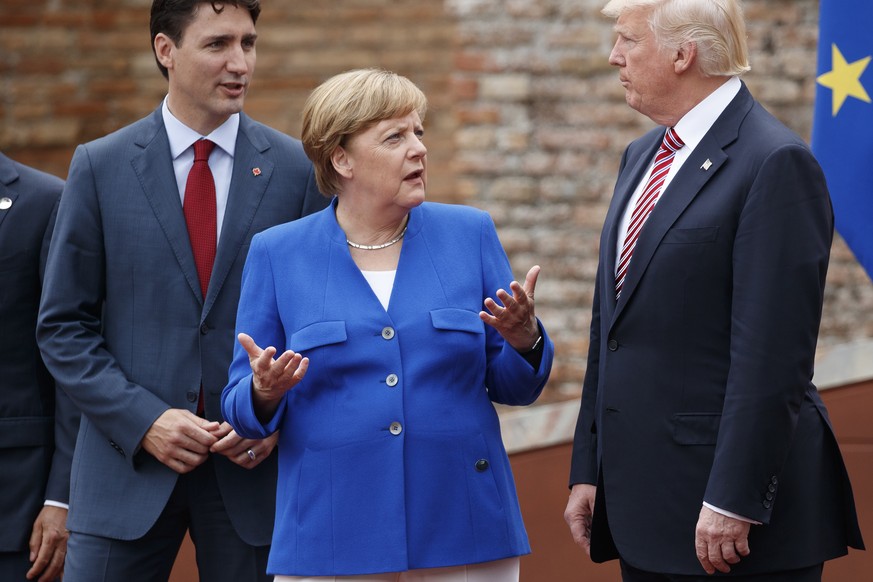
[2,0,871,403]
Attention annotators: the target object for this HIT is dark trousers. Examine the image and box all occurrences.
[0,550,60,582]
[620,560,824,582]
[64,457,271,582]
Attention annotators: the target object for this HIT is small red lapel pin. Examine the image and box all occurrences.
[252,167,261,176]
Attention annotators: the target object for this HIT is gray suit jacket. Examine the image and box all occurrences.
[37,108,327,544]
[0,152,77,551]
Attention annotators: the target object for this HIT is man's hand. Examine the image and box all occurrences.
[695,505,751,574]
[27,505,68,581]
[141,409,220,473]
[564,483,597,556]
[209,421,278,468]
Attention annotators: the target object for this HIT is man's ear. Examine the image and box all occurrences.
[154,33,175,71]
[331,146,353,179]
[674,41,697,74]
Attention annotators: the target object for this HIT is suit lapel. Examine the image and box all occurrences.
[0,156,20,231]
[131,108,204,303]
[612,84,755,320]
[206,114,274,313]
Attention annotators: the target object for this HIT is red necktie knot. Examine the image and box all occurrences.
[193,138,216,162]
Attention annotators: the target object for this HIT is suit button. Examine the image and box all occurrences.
[768,484,776,493]
[200,323,210,335]
[475,459,489,472]
[386,374,399,387]
[381,327,395,340]
[186,391,198,403]
[0,197,12,210]
[763,500,772,509]
[389,422,403,435]
[607,339,618,351]
[765,491,774,501]
[770,476,778,485]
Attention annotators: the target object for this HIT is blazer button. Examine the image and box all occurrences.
[607,339,618,351]
[186,391,198,403]
[381,327,395,340]
[765,491,774,501]
[763,500,772,509]
[200,323,210,335]
[475,459,490,472]
[768,483,776,493]
[386,374,399,387]
[389,422,403,435]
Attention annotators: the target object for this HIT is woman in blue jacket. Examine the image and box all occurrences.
[222,68,554,581]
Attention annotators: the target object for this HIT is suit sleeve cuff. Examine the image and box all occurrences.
[703,502,761,525]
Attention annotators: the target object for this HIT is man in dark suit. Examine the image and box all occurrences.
[564,1,864,580]
[0,151,77,581]
[36,1,327,580]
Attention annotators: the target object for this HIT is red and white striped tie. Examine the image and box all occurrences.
[615,127,684,299]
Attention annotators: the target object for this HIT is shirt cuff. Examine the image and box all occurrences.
[44,500,70,510]
[703,502,761,525]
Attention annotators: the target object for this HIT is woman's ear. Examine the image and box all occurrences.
[331,146,353,179]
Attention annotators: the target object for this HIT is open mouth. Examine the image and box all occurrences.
[404,169,424,182]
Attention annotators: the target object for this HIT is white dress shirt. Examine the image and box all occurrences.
[162,97,239,242]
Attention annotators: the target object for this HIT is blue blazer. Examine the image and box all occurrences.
[223,200,554,576]
[570,83,863,574]
[0,152,78,551]
[37,107,327,544]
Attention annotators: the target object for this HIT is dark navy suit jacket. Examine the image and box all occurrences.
[37,108,327,544]
[570,83,864,575]
[0,152,78,551]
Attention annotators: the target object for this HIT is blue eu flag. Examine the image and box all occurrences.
[813,0,873,281]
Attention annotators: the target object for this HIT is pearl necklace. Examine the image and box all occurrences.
[346,225,408,250]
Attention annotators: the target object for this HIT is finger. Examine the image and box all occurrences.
[708,541,729,573]
[238,332,263,359]
[210,428,243,453]
[696,537,716,575]
[722,540,741,565]
[283,356,309,384]
[28,520,42,561]
[37,548,65,582]
[735,535,751,557]
[26,537,51,579]
[482,297,505,316]
[523,264,541,297]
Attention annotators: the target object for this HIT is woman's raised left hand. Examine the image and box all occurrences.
[480,265,541,352]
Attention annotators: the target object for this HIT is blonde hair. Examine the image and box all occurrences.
[603,0,750,77]
[301,68,428,197]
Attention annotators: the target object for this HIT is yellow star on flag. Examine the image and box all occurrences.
[817,43,871,116]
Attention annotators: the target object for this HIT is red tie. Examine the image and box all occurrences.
[184,139,217,297]
[615,127,684,298]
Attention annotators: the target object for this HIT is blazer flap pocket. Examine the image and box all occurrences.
[0,416,53,448]
[290,321,347,352]
[662,226,719,244]
[430,308,484,334]
[672,413,721,445]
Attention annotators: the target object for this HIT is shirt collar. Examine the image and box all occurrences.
[161,96,240,160]
[673,76,741,151]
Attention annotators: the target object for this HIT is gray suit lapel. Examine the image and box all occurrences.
[206,114,274,312]
[130,108,203,303]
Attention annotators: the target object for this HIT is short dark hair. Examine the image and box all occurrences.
[150,0,261,79]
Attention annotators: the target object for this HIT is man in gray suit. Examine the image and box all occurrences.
[0,151,77,581]
[36,1,327,580]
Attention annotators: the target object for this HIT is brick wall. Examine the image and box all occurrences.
[2,0,871,403]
